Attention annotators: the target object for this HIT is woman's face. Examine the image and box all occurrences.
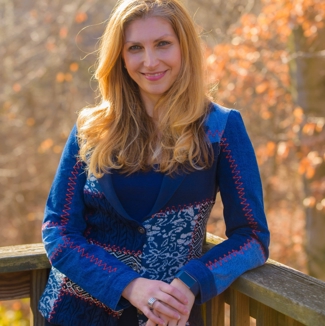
[122,16,182,114]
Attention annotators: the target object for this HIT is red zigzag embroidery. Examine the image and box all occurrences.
[207,137,267,268]
[48,159,116,273]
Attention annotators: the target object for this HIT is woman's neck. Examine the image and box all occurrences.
[140,92,160,119]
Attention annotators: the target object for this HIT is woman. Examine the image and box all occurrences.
[39,0,270,325]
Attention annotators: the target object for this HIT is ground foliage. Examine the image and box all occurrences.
[0,299,29,326]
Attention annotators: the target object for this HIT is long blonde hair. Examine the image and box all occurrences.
[77,0,212,177]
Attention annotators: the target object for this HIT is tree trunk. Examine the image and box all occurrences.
[292,26,325,280]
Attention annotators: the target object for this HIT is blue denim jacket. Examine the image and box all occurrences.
[38,103,270,325]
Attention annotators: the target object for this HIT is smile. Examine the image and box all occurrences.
[141,71,167,81]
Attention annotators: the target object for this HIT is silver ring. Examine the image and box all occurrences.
[147,297,158,309]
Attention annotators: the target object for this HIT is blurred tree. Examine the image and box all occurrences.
[291,21,325,279]
[186,0,262,45]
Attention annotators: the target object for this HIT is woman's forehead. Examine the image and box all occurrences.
[124,16,176,43]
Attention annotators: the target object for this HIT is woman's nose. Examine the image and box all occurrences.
[143,49,159,68]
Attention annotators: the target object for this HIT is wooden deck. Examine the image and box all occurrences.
[1,233,324,326]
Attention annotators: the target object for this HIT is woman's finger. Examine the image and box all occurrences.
[151,300,181,320]
[161,312,180,326]
[178,315,191,326]
[150,308,181,326]
[167,320,179,326]
[143,305,166,326]
[151,310,185,326]
[159,282,188,305]
[156,291,189,316]
[146,319,159,326]
[154,301,182,320]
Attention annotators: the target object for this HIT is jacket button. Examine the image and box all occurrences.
[137,226,145,234]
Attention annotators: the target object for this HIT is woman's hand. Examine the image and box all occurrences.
[122,277,189,326]
[146,278,195,326]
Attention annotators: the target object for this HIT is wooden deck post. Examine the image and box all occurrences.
[205,292,225,326]
[256,303,278,326]
[230,289,250,326]
[30,269,49,326]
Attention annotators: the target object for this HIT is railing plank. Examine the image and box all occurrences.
[0,243,50,273]
[230,289,250,326]
[0,235,325,326]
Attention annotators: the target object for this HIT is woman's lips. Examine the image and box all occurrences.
[142,71,167,81]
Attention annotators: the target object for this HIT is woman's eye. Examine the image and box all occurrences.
[158,41,170,46]
[129,45,141,51]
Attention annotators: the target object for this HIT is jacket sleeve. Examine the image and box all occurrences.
[180,110,270,304]
[42,125,140,311]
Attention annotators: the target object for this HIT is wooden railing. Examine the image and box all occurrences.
[0,233,324,326]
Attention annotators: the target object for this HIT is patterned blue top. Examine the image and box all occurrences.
[38,103,270,326]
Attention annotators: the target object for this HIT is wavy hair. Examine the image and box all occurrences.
[77,0,212,176]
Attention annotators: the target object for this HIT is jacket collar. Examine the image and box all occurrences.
[97,171,186,221]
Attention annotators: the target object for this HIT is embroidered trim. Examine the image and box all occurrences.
[48,159,81,262]
[207,129,225,139]
[206,238,257,269]
[48,159,117,273]
[48,287,65,321]
[88,239,142,257]
[61,277,121,317]
[42,221,59,231]
[206,137,267,267]
[220,138,260,235]
[84,189,104,198]
[154,198,214,218]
